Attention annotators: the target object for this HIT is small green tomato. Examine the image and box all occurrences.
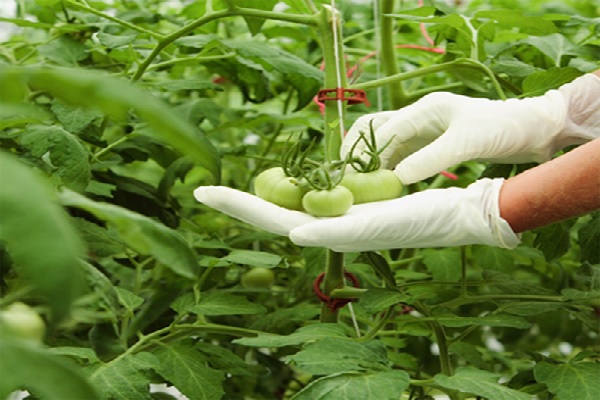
[241,268,275,289]
[254,167,306,210]
[0,302,46,343]
[340,169,403,204]
[302,186,354,217]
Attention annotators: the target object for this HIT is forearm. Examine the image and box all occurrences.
[499,138,600,233]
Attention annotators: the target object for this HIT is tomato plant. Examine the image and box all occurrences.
[0,1,599,399]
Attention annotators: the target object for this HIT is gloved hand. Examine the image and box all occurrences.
[344,73,600,184]
[194,178,520,252]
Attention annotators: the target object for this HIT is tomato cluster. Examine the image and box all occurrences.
[253,123,404,217]
[254,166,403,217]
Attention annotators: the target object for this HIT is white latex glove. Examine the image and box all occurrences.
[194,178,520,252]
[344,73,600,184]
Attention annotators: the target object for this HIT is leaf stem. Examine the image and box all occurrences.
[414,301,453,377]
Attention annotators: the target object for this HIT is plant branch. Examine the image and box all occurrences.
[352,58,507,100]
[131,8,317,82]
[64,0,164,39]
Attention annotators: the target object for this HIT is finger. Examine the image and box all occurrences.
[193,186,318,236]
[356,93,457,170]
[393,124,478,184]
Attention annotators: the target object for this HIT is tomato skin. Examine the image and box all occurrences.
[302,186,354,217]
[340,170,403,204]
[0,302,46,343]
[241,268,275,289]
[254,167,305,210]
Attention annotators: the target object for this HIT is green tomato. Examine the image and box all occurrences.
[241,268,275,289]
[254,167,306,210]
[302,186,354,217]
[340,169,403,204]
[0,302,46,343]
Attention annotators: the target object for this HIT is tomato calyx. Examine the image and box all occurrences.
[345,118,393,173]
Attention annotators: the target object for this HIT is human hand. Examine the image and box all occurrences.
[194,178,520,252]
[345,74,600,184]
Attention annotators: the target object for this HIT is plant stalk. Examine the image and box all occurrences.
[379,0,406,108]
[315,5,349,323]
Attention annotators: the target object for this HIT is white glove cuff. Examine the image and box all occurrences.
[555,73,600,147]
[468,178,521,249]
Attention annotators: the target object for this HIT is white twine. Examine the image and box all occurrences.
[329,0,347,141]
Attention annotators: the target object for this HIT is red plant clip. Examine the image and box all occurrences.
[317,88,369,106]
[313,271,360,312]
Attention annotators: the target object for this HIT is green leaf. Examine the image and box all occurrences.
[482,270,556,296]
[534,362,600,400]
[223,249,282,268]
[51,99,103,133]
[20,125,91,191]
[358,288,410,314]
[89,352,157,400]
[35,0,60,6]
[362,251,396,288]
[233,323,347,348]
[205,39,323,110]
[0,151,86,322]
[59,190,198,279]
[491,58,538,78]
[533,219,576,261]
[157,157,195,200]
[434,367,531,400]
[449,342,487,369]
[422,248,462,282]
[153,79,222,92]
[522,34,580,66]
[578,213,600,264]
[0,334,100,400]
[434,314,531,329]
[475,9,558,35]
[48,346,100,364]
[38,36,88,66]
[195,342,253,377]
[241,0,278,35]
[287,338,388,375]
[189,292,266,316]
[498,301,564,316]
[74,218,124,258]
[115,287,145,314]
[97,32,138,48]
[522,67,583,96]
[154,345,225,400]
[0,66,221,182]
[472,246,515,272]
[561,288,600,301]
[293,370,410,400]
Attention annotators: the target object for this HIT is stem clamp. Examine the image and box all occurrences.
[317,88,369,106]
[313,271,360,312]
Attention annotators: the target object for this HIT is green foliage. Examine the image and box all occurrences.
[0,0,598,399]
